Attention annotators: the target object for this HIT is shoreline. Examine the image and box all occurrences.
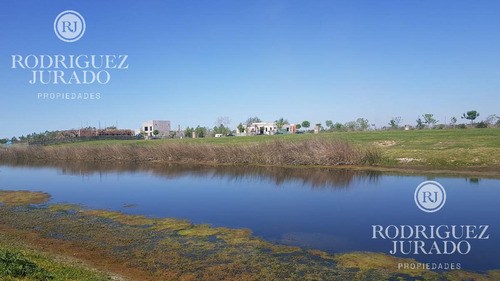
[2,158,499,178]
[1,129,498,178]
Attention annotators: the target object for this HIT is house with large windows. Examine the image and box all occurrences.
[240,122,296,135]
[141,120,171,137]
[241,122,277,135]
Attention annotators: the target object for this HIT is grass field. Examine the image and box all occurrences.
[50,128,500,169]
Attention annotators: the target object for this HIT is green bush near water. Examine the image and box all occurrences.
[0,247,110,281]
[0,249,53,280]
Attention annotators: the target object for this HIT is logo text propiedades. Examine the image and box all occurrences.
[11,54,129,85]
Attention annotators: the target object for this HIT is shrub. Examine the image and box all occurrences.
[434,124,445,130]
[361,148,382,165]
[0,249,53,279]
[476,122,488,128]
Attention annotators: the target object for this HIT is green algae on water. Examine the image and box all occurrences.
[0,190,50,206]
[0,191,498,280]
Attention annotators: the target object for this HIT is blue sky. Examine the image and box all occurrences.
[1,0,499,138]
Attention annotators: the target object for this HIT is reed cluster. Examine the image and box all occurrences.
[0,139,381,166]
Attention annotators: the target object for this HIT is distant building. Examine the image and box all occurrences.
[174,125,185,139]
[281,124,296,134]
[240,122,296,135]
[141,120,171,137]
[242,122,277,135]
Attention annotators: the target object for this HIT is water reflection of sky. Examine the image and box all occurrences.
[0,162,498,271]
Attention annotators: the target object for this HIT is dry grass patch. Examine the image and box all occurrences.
[0,139,381,166]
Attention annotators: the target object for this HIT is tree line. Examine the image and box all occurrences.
[2,111,499,143]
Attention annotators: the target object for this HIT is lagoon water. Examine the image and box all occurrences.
[0,162,498,272]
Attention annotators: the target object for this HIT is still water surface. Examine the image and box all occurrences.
[0,162,498,271]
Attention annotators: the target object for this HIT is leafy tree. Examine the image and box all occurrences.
[334,123,343,131]
[296,124,302,129]
[245,117,261,126]
[11,137,18,142]
[325,120,333,130]
[237,123,245,133]
[356,118,369,130]
[153,130,160,136]
[213,124,231,136]
[476,121,488,128]
[423,114,438,127]
[184,127,194,138]
[301,121,310,129]
[345,121,357,131]
[461,110,479,124]
[388,117,402,129]
[416,117,425,129]
[194,126,207,138]
[106,126,117,130]
[275,118,289,130]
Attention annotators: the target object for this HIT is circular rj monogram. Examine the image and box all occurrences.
[54,10,86,42]
[414,181,446,213]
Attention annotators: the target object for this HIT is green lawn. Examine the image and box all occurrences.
[53,129,500,168]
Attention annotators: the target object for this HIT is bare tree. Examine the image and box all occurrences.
[388,117,402,129]
[215,116,231,127]
[449,117,457,128]
[485,114,499,126]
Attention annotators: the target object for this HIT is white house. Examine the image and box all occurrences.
[239,122,297,135]
[141,120,171,137]
[241,122,277,135]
